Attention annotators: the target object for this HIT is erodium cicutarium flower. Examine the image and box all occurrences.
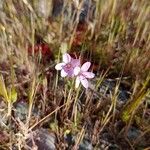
[55,53,95,89]
[74,62,95,89]
[55,53,80,77]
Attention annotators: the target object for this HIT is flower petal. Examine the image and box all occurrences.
[71,58,80,68]
[81,62,91,71]
[74,67,81,76]
[63,53,71,63]
[61,69,68,77]
[55,63,65,70]
[82,72,95,79]
[80,76,88,88]
[75,76,80,88]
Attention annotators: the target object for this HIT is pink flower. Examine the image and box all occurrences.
[74,62,95,89]
[55,53,80,77]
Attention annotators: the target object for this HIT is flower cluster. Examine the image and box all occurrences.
[55,53,95,89]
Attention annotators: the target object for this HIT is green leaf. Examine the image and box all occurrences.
[121,76,150,123]
[121,89,150,123]
[0,74,9,102]
[9,88,17,103]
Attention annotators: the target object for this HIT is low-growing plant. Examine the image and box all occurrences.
[0,0,149,149]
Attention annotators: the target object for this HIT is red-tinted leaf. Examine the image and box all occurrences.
[72,23,88,46]
[28,43,53,57]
